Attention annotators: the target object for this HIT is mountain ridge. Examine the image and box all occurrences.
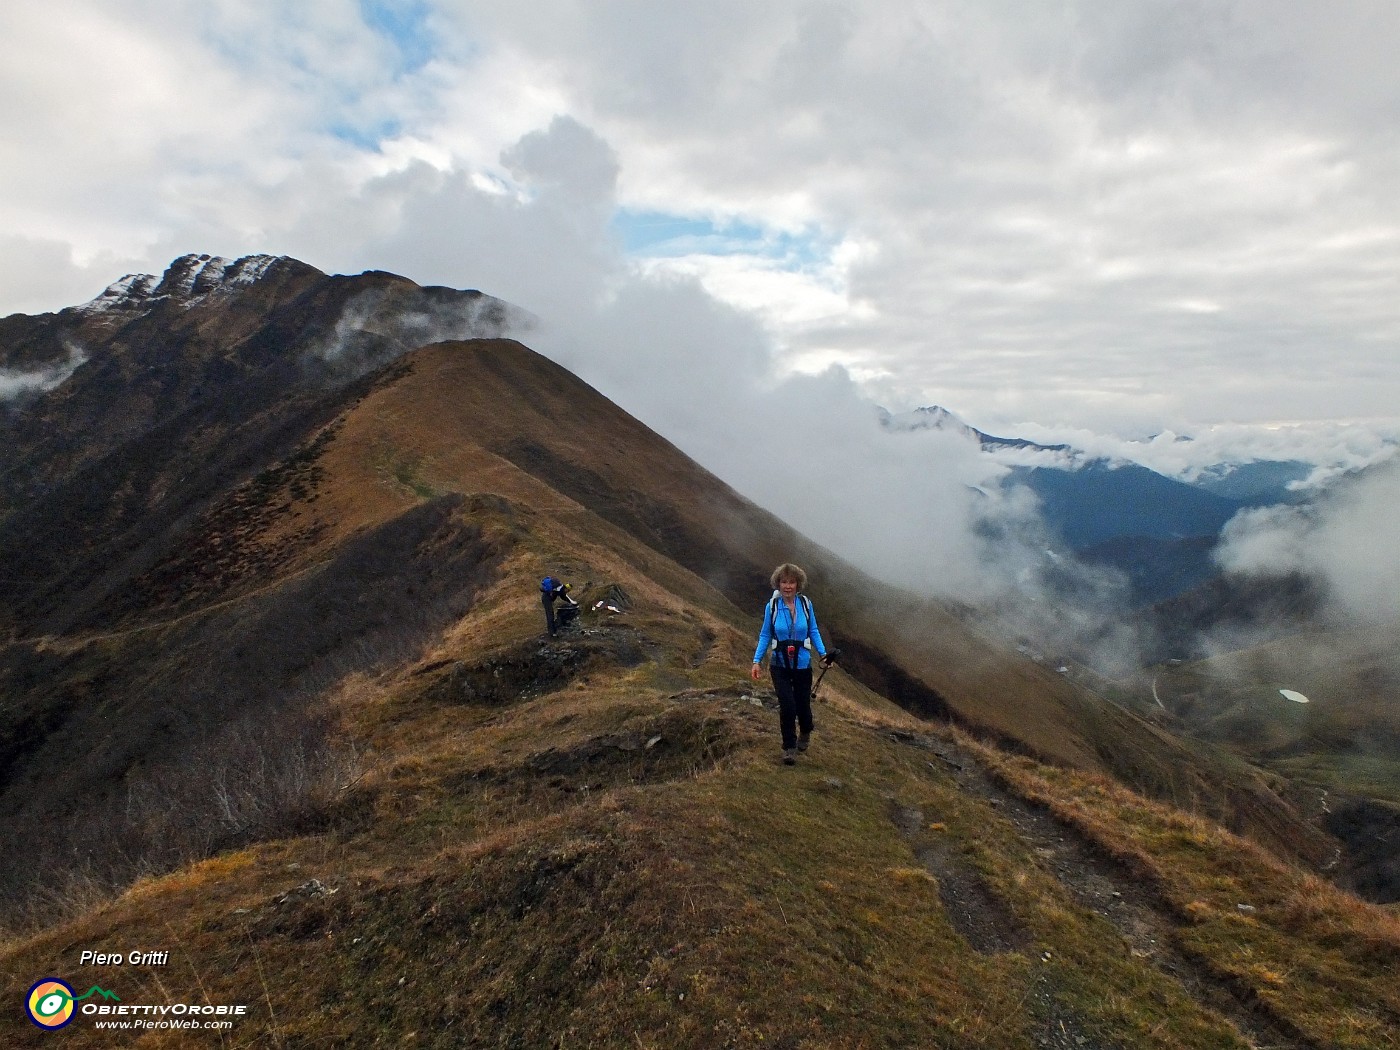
[1,258,1395,1048]
[0,261,1346,865]
[77,253,309,314]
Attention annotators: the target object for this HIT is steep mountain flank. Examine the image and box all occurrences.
[1119,621,1400,902]
[318,339,1328,865]
[0,262,1327,863]
[0,254,520,637]
[2,263,1393,1048]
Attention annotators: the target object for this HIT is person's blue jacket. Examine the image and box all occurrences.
[753,590,827,670]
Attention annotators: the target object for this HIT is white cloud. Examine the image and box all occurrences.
[0,341,86,401]
[4,0,1400,577]
[1216,456,1400,623]
[425,1,1400,440]
[634,245,867,339]
[996,419,1400,483]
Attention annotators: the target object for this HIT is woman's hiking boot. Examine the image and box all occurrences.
[782,748,798,765]
[797,732,811,753]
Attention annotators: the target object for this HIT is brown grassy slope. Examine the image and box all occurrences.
[1131,623,1400,902]
[2,336,1394,1048]
[3,482,1395,1048]
[303,338,1330,864]
[364,339,1104,756]
[1143,624,1400,791]
[0,333,1326,928]
[0,262,514,641]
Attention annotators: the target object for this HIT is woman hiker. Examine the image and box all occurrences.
[751,563,833,765]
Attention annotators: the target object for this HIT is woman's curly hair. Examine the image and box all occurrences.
[770,563,808,590]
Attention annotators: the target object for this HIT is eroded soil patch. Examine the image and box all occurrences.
[462,707,745,801]
[891,730,1322,1050]
[890,801,1032,955]
[418,626,650,707]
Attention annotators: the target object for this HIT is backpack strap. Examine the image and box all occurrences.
[768,593,814,649]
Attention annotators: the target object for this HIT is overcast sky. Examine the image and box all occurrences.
[5,1,1400,476]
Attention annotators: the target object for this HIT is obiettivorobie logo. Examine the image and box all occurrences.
[25,976,249,1032]
[26,979,120,1030]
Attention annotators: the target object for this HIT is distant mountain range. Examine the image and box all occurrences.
[882,405,1318,605]
[882,404,1315,502]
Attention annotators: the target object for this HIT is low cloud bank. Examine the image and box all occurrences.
[1216,455,1400,624]
[456,120,1068,610]
[0,342,86,403]
[1002,419,1400,488]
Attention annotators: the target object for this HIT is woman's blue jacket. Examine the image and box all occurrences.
[753,590,827,670]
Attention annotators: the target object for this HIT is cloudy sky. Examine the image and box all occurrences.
[5,1,1400,478]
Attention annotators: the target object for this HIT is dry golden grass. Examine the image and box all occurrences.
[8,612,1396,1047]
[969,737,1400,1048]
[5,339,1394,1048]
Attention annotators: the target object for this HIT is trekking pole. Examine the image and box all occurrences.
[810,649,841,702]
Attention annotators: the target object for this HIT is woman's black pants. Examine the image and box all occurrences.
[769,665,813,751]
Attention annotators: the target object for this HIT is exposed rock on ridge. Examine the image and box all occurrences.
[79,253,316,314]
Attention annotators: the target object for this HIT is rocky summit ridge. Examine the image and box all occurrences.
[78,253,312,314]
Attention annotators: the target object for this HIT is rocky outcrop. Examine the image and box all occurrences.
[79,253,315,313]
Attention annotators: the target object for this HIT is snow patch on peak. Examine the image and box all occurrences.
[80,273,161,313]
[224,255,280,286]
[157,254,236,298]
[78,254,292,314]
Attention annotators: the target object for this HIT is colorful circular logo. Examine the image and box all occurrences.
[27,978,77,1030]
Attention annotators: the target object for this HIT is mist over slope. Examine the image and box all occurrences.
[1217,457,1400,626]
[1,259,1396,1047]
[0,257,1332,859]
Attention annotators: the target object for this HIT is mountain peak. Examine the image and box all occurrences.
[79,253,317,314]
[912,404,968,427]
[883,404,1072,456]
[881,404,977,438]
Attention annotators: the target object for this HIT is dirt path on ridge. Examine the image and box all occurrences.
[885,728,1322,1050]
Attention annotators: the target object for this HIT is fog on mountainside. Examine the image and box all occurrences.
[1216,456,1400,627]
[2,254,1400,952]
[7,249,1389,686]
[0,341,86,402]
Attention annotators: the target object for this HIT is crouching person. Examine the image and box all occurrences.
[541,576,579,636]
